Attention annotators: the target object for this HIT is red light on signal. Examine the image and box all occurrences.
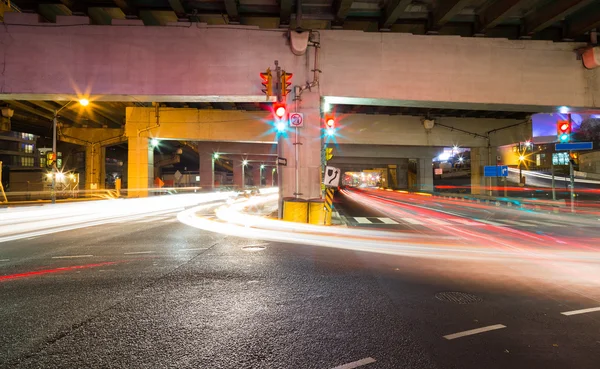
[326,118,335,127]
[559,122,570,132]
[275,106,286,118]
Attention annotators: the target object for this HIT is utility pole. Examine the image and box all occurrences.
[569,150,575,213]
[551,162,556,201]
[52,110,58,204]
[0,161,7,203]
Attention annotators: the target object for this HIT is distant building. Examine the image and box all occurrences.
[0,131,43,192]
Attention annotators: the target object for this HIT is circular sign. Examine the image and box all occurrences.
[289,112,303,127]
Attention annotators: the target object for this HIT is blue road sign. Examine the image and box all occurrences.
[555,142,593,151]
[484,165,508,177]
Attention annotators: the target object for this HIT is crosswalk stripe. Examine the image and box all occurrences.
[354,217,372,224]
[378,218,399,224]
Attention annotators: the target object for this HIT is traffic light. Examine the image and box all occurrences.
[557,120,571,143]
[46,152,56,167]
[325,147,333,161]
[569,152,579,165]
[260,68,273,99]
[273,103,288,132]
[281,71,292,98]
[324,115,335,136]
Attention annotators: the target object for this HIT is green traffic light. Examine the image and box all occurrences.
[559,133,570,142]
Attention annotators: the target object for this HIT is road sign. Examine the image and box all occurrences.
[484,165,508,177]
[277,157,287,166]
[289,112,304,128]
[555,142,593,151]
[323,166,341,187]
[174,170,183,182]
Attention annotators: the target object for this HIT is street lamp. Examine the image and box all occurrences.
[51,98,89,204]
[242,160,248,166]
[150,138,160,147]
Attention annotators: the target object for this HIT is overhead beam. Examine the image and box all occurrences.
[280,0,293,25]
[4,101,54,121]
[432,0,474,28]
[167,0,186,17]
[478,0,526,31]
[566,3,600,38]
[223,0,239,23]
[332,0,355,26]
[524,0,596,35]
[113,0,136,16]
[380,0,412,29]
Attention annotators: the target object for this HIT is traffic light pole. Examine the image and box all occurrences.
[569,150,575,213]
[52,110,57,204]
[551,163,556,201]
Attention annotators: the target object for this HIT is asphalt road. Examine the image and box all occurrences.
[2,195,600,368]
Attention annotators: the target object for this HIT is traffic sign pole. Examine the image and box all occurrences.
[569,150,575,213]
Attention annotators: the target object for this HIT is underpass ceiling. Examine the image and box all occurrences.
[3,0,600,41]
[2,99,533,139]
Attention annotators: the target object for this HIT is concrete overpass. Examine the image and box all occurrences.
[1,13,599,202]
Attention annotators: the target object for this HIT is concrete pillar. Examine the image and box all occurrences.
[470,147,489,195]
[265,167,274,187]
[199,153,214,189]
[396,159,409,189]
[417,157,434,192]
[233,160,245,189]
[127,137,154,197]
[280,92,321,199]
[251,165,262,187]
[85,144,105,190]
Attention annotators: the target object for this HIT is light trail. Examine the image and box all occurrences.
[0,192,236,243]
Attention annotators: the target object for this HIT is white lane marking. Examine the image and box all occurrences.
[124,251,155,255]
[561,307,600,316]
[354,217,372,224]
[134,218,163,223]
[0,259,10,262]
[331,357,376,369]
[402,217,423,225]
[378,217,399,224]
[51,255,94,259]
[443,324,506,340]
[179,248,208,251]
[428,218,451,226]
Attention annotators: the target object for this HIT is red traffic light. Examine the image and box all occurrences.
[325,115,335,128]
[559,122,570,132]
[275,105,286,118]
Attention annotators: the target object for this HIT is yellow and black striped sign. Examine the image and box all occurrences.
[324,188,334,213]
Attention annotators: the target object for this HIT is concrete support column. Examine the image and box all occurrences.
[417,157,434,192]
[470,147,489,195]
[397,159,409,189]
[85,144,105,190]
[265,167,275,187]
[251,165,262,187]
[198,153,214,189]
[127,137,154,197]
[280,92,321,200]
[232,160,245,189]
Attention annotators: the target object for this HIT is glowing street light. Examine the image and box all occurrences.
[150,138,160,147]
[78,98,90,107]
[213,153,220,159]
[519,155,525,162]
[242,160,248,166]
[260,164,265,169]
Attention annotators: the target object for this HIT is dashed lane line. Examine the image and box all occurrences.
[353,217,372,224]
[378,217,399,224]
[0,259,9,262]
[331,357,376,369]
[179,248,208,251]
[443,324,506,340]
[123,251,155,255]
[51,255,94,259]
[561,307,600,316]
